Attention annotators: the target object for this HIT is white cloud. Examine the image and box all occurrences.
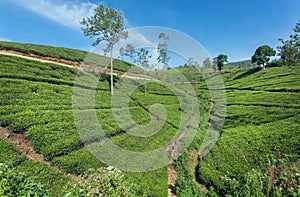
[7,0,97,29]
[122,29,156,47]
[0,37,12,42]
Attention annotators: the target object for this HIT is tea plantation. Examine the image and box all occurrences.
[0,41,299,196]
[0,42,208,196]
[194,65,300,196]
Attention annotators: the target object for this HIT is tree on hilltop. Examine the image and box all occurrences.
[216,54,228,72]
[124,43,135,63]
[80,3,128,95]
[203,58,212,68]
[251,45,276,69]
[135,48,152,95]
[119,47,125,60]
[157,32,170,81]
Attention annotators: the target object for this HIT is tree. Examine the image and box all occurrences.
[187,57,199,82]
[119,47,125,60]
[157,32,170,81]
[80,3,128,95]
[251,45,276,69]
[135,48,152,95]
[203,58,212,68]
[216,54,228,72]
[125,43,135,63]
[212,57,217,71]
[277,19,300,65]
[152,63,160,78]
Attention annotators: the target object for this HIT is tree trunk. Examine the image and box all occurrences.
[163,64,167,81]
[110,45,114,95]
[144,66,147,95]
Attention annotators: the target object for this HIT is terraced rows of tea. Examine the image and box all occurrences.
[0,52,210,196]
[195,66,300,195]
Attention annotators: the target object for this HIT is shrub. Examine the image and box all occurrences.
[65,167,147,197]
[0,163,47,196]
[269,59,286,67]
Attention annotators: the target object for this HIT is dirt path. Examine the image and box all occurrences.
[0,50,158,81]
[168,164,178,197]
[0,127,81,182]
[166,111,200,196]
[0,127,47,162]
[0,50,78,68]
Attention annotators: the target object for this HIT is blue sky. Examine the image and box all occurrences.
[0,0,299,64]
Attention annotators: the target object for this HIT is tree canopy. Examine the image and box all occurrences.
[251,45,276,68]
[216,54,228,72]
[277,19,300,65]
[157,32,170,80]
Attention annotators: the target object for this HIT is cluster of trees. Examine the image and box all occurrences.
[203,19,300,72]
[250,20,300,68]
[80,3,171,95]
[278,20,300,65]
[80,3,299,93]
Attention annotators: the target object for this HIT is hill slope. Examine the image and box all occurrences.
[0,50,203,196]
[195,65,300,195]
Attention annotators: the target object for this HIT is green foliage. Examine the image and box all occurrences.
[66,167,147,197]
[251,45,276,66]
[16,160,75,196]
[0,163,47,197]
[216,54,228,71]
[277,19,300,65]
[0,139,25,165]
[269,59,286,67]
[203,58,212,68]
[226,59,252,67]
[124,167,168,197]
[0,51,184,196]
[224,66,300,91]
[53,148,105,175]
[80,3,128,95]
[0,41,87,62]
[217,154,300,197]
[80,3,127,48]
[174,155,201,197]
[157,32,170,80]
[197,65,300,196]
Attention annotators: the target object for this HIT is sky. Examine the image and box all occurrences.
[0,0,299,65]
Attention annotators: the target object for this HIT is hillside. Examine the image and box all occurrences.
[226,59,252,67]
[0,43,209,196]
[0,42,299,196]
[0,41,144,73]
[195,66,300,195]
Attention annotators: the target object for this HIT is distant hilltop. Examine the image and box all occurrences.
[226,59,252,67]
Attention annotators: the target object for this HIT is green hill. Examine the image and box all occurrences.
[0,47,207,196]
[195,65,300,196]
[226,59,252,67]
[0,42,299,196]
[0,41,141,73]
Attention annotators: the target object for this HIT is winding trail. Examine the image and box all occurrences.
[0,50,158,81]
[166,111,200,197]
